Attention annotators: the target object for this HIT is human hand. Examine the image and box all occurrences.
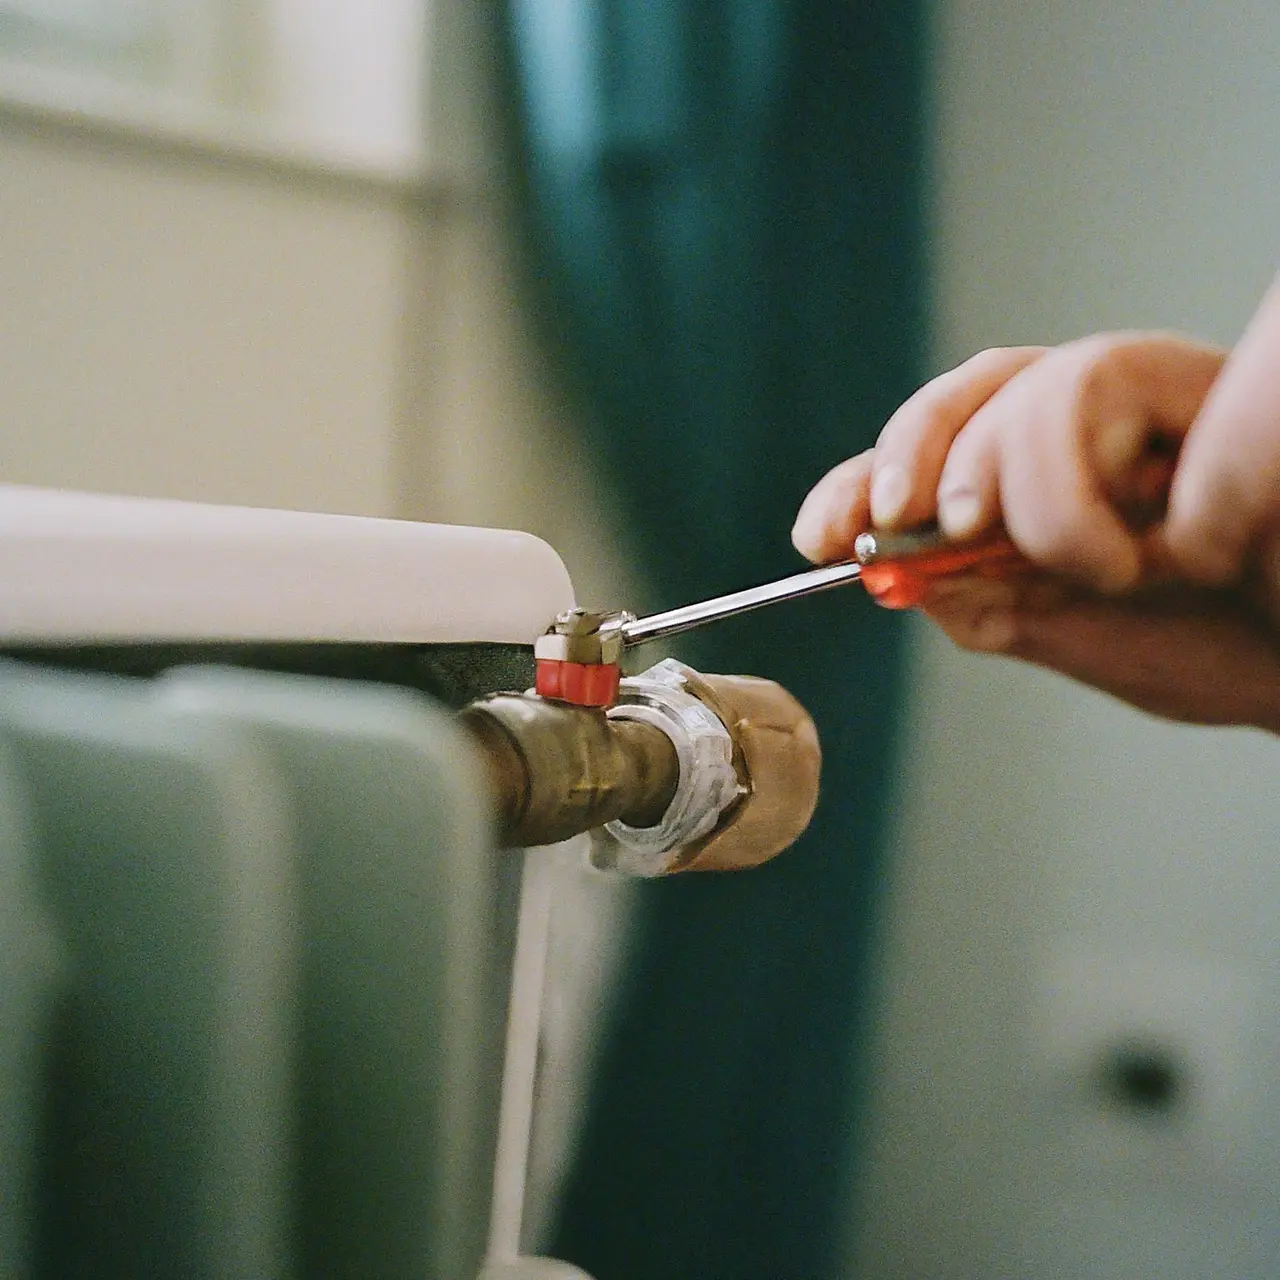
[1163,277,1280,588]
[791,334,1280,732]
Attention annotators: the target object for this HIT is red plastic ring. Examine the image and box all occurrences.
[535,659,622,708]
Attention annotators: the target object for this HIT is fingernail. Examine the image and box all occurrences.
[937,486,983,538]
[870,464,910,525]
[791,493,831,560]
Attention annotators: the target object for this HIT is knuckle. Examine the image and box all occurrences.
[1056,330,1224,418]
[1009,495,1099,575]
[1054,333,1132,411]
[963,346,1015,371]
[876,386,949,456]
[958,344,1047,375]
[826,449,875,484]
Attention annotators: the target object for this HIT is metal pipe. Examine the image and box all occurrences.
[459,661,821,873]
[459,695,679,849]
[618,561,864,648]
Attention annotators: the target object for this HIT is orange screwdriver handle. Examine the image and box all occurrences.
[854,441,1180,609]
[856,533,1026,610]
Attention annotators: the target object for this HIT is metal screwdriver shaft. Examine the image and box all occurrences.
[619,560,865,648]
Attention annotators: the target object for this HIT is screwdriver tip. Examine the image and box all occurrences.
[853,531,879,563]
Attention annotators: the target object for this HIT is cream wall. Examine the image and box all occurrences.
[0,124,409,515]
[851,2,1280,1277]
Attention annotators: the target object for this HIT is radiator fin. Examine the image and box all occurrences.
[0,661,498,1280]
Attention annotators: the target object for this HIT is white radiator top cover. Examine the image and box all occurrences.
[0,486,575,644]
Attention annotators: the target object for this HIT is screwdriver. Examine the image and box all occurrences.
[534,528,1025,705]
[540,442,1180,705]
[618,527,1023,648]
[616,425,1187,651]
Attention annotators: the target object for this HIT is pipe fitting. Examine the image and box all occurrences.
[590,660,742,876]
[459,693,677,849]
[459,659,820,874]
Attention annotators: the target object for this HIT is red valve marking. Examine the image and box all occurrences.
[535,659,621,708]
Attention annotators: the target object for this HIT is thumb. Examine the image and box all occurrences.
[1165,278,1280,584]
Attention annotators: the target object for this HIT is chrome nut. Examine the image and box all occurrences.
[533,608,632,667]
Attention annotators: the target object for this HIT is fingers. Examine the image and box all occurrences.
[935,407,1002,539]
[791,449,874,562]
[867,347,1048,528]
[940,333,1225,593]
[991,337,1152,592]
[920,575,1280,731]
[1165,277,1280,585]
[793,348,1045,561]
[796,332,1228,602]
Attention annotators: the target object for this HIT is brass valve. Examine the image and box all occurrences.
[459,660,820,874]
[531,608,632,708]
[459,693,679,849]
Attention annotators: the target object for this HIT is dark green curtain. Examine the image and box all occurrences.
[495,4,927,1276]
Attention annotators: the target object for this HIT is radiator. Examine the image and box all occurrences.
[0,485,820,1280]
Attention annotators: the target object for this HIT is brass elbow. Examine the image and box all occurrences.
[664,666,821,873]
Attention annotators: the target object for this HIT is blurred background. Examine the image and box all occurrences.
[2,2,1279,1277]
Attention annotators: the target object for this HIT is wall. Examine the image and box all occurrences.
[0,125,410,514]
[851,2,1280,1277]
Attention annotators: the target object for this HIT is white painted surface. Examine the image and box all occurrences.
[0,485,574,643]
[851,2,1280,1277]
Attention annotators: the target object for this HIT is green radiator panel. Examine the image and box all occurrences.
[0,661,501,1280]
[0,737,60,1280]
